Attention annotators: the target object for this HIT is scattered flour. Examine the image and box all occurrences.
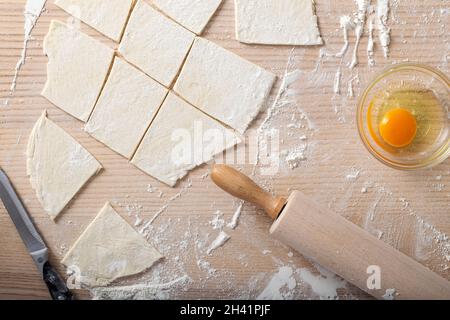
[298,266,347,300]
[91,275,191,300]
[382,288,397,300]
[140,179,192,237]
[207,231,231,255]
[210,210,225,230]
[227,202,244,230]
[377,0,392,58]
[335,15,355,58]
[5,0,46,105]
[257,266,297,300]
[345,167,361,181]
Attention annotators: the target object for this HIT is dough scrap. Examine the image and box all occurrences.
[119,0,195,87]
[131,93,240,187]
[151,0,223,35]
[62,202,162,287]
[174,38,277,134]
[54,0,134,42]
[42,20,114,122]
[235,0,323,45]
[85,58,168,159]
[26,112,102,220]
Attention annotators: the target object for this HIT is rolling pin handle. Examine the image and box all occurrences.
[210,164,286,220]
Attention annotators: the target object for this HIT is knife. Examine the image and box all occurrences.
[0,169,72,300]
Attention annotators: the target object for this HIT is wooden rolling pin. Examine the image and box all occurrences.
[210,164,450,300]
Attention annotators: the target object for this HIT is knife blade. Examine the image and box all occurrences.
[0,169,72,300]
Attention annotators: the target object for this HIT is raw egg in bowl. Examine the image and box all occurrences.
[357,63,450,170]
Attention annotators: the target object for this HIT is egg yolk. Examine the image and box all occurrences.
[379,108,417,148]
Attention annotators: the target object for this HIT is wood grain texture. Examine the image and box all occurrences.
[0,0,449,300]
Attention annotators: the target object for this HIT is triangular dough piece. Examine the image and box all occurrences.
[42,21,114,122]
[131,93,240,187]
[85,58,168,159]
[174,38,276,134]
[54,0,134,42]
[62,203,162,287]
[235,0,323,45]
[151,0,223,35]
[26,112,102,220]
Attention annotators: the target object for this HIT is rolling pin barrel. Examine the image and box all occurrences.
[211,164,450,300]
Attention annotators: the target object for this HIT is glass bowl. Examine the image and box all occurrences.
[357,63,450,170]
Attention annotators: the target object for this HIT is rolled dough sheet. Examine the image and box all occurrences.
[131,93,240,187]
[85,58,168,159]
[41,20,114,122]
[234,0,323,45]
[119,0,195,87]
[62,202,162,287]
[151,0,223,35]
[174,37,277,134]
[54,0,134,42]
[26,112,102,220]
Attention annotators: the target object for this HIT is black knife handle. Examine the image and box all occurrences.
[43,262,73,300]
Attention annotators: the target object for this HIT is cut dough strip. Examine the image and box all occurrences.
[119,0,195,87]
[132,92,240,187]
[174,37,277,134]
[41,20,114,122]
[27,111,102,220]
[151,0,223,35]
[234,0,323,46]
[62,202,162,287]
[54,0,134,42]
[85,58,168,159]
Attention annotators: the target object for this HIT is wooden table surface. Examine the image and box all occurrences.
[0,0,449,300]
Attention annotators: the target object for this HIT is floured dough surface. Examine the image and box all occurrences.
[26,112,102,220]
[131,93,240,187]
[174,38,277,133]
[41,21,114,122]
[54,0,134,42]
[62,203,162,287]
[85,58,168,159]
[151,0,223,35]
[235,0,323,45]
[119,0,195,87]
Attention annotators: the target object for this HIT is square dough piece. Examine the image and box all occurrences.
[85,58,168,159]
[235,0,323,45]
[27,112,102,220]
[62,202,162,287]
[132,93,240,187]
[151,0,223,35]
[119,0,195,87]
[174,38,277,134]
[54,0,134,42]
[42,20,114,122]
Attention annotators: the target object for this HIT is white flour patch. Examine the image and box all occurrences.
[345,167,361,181]
[382,288,397,300]
[210,210,225,230]
[333,67,342,94]
[349,0,371,69]
[336,15,355,58]
[207,231,231,255]
[257,266,297,300]
[4,0,46,106]
[377,0,391,58]
[227,202,244,230]
[298,266,347,300]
